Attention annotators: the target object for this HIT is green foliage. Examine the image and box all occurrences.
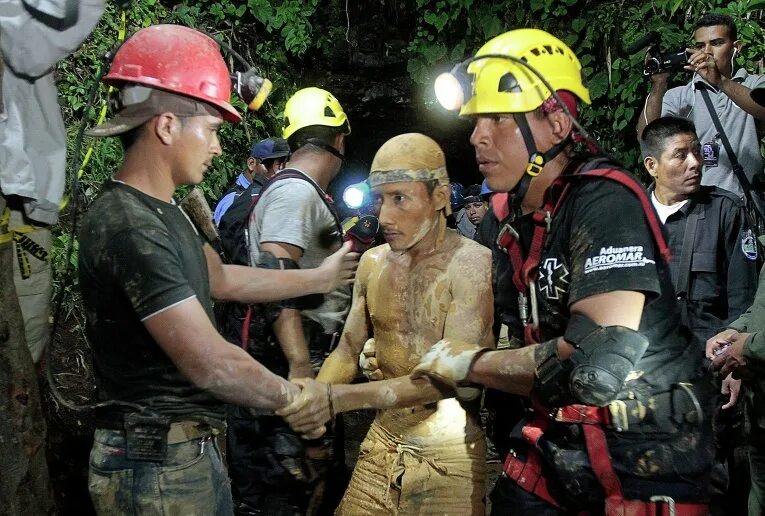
[52,0,352,310]
[407,0,764,174]
[53,0,764,314]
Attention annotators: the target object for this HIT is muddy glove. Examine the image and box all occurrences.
[411,339,487,401]
[359,338,384,381]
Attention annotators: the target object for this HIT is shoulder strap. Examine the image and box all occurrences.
[248,168,343,235]
[698,87,753,194]
[574,168,672,265]
[492,164,671,264]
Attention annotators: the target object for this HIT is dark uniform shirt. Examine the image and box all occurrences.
[79,181,224,428]
[651,184,758,343]
[483,162,713,504]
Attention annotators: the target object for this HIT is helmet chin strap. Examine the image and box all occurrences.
[306,137,346,162]
[509,112,571,219]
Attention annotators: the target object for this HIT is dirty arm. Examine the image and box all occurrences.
[204,241,356,303]
[317,252,373,385]
[143,297,298,409]
[468,290,645,396]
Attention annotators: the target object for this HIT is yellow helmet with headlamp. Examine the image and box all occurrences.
[435,28,591,115]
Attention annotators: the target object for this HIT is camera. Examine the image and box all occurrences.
[644,48,691,75]
[625,32,691,76]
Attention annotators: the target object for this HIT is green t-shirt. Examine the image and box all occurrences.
[79,181,223,427]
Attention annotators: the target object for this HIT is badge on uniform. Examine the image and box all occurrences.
[702,141,719,167]
[741,229,758,261]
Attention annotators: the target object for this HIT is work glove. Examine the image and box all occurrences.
[359,338,384,381]
[411,339,487,401]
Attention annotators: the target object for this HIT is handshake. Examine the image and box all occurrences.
[276,377,335,440]
[275,338,384,439]
[276,337,488,440]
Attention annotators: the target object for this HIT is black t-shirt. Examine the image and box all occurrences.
[486,167,712,500]
[492,176,702,391]
[79,181,224,427]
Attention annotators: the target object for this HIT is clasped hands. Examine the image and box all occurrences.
[276,338,383,438]
[706,329,752,378]
[278,338,487,438]
[277,377,332,440]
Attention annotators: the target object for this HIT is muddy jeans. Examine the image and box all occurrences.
[88,428,233,515]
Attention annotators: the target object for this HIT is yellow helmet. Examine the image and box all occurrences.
[282,87,350,139]
[460,28,591,116]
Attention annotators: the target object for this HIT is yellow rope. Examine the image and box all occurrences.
[0,208,11,244]
[59,10,128,210]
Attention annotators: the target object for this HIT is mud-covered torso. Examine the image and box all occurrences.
[364,232,484,441]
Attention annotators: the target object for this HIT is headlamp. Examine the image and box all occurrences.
[233,69,273,112]
[342,181,370,209]
[433,53,593,147]
[434,62,470,111]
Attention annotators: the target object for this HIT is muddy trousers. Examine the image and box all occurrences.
[336,420,486,515]
[88,428,232,515]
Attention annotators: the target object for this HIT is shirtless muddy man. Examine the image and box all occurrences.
[277,133,494,515]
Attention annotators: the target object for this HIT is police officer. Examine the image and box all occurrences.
[641,116,758,344]
[414,28,714,514]
[213,137,289,225]
[642,115,757,516]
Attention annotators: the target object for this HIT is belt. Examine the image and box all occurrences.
[549,384,704,434]
[97,420,216,444]
[166,421,216,444]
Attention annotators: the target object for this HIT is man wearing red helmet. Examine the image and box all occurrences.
[77,25,357,514]
[415,28,714,514]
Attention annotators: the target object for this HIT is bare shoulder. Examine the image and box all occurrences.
[357,244,391,282]
[445,233,492,286]
[449,233,491,265]
[360,243,390,267]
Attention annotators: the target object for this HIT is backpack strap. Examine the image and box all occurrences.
[249,168,343,236]
[574,168,671,265]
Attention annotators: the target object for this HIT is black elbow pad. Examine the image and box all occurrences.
[535,325,649,408]
[567,326,649,406]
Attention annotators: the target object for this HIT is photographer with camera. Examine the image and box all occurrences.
[636,14,765,202]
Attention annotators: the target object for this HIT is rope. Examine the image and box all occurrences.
[59,9,127,210]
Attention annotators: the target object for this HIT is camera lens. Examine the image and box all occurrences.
[644,57,662,75]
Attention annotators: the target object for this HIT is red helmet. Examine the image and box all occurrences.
[104,24,241,122]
